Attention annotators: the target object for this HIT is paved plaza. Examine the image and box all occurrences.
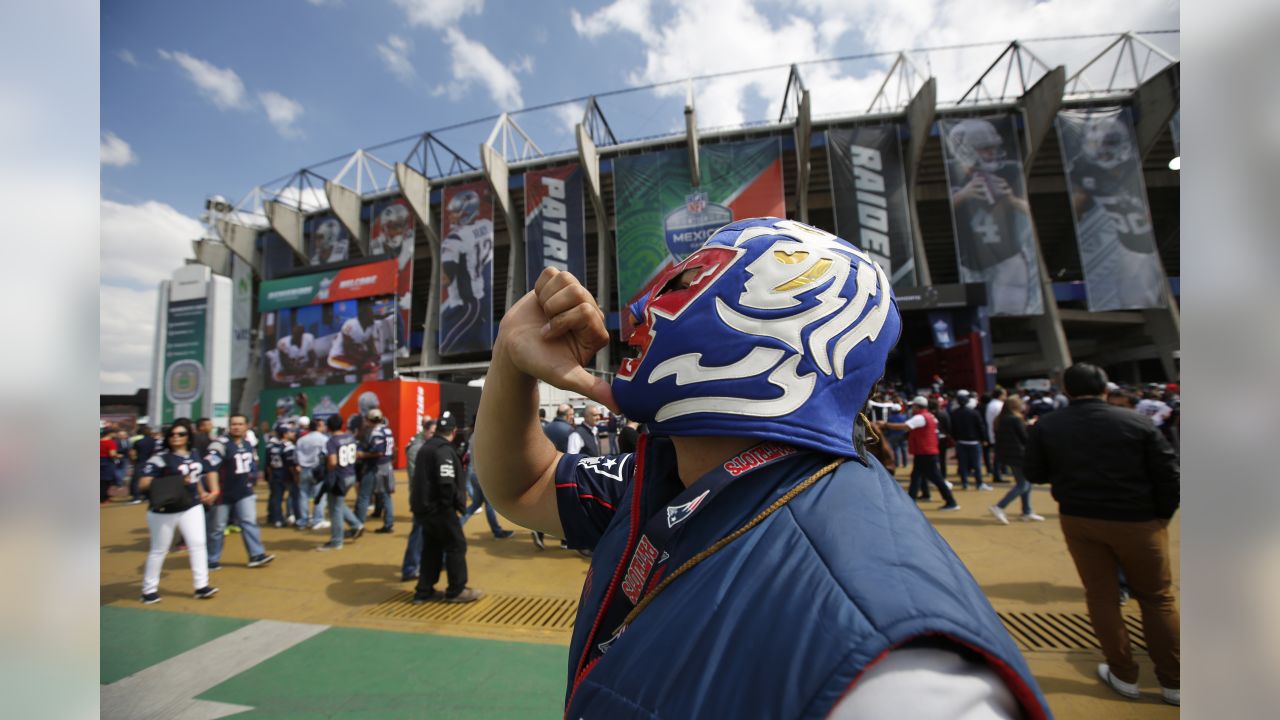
[100,468,1180,719]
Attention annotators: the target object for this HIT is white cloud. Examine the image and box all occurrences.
[571,0,657,43]
[118,49,138,67]
[100,199,204,287]
[439,27,524,109]
[100,199,206,394]
[158,49,249,110]
[258,90,305,139]
[554,102,584,135]
[100,131,137,167]
[572,0,1179,127]
[305,0,343,5]
[377,34,416,83]
[393,0,484,28]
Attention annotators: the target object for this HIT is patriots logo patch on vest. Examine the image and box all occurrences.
[666,490,709,528]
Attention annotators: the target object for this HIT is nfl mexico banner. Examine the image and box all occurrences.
[439,181,495,355]
[258,259,399,312]
[613,138,784,333]
[304,213,351,266]
[1056,107,1167,311]
[940,115,1044,316]
[162,299,207,423]
[827,124,917,289]
[370,197,416,355]
[524,164,586,290]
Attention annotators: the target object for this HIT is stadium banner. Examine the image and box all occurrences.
[613,138,784,333]
[369,197,416,354]
[940,115,1044,316]
[439,181,495,355]
[262,294,398,388]
[1056,107,1167,311]
[230,254,253,379]
[524,164,586,291]
[827,124,918,289]
[257,259,398,312]
[161,299,208,424]
[303,213,351,266]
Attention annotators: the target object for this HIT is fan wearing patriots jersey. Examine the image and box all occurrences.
[318,413,366,550]
[136,419,220,603]
[472,219,1050,719]
[205,415,274,570]
[357,409,396,532]
[266,425,300,528]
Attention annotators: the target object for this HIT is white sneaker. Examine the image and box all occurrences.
[988,505,1009,525]
[1097,664,1140,699]
[978,484,994,491]
[944,480,954,490]
[313,520,332,530]
[1020,513,1046,522]
[1161,687,1179,706]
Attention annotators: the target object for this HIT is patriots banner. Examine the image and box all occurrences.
[369,197,416,355]
[304,213,351,267]
[940,115,1044,316]
[524,163,586,291]
[1057,107,1167,311]
[613,138,784,335]
[439,181,495,355]
[827,124,918,289]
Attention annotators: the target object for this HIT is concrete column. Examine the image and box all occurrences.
[480,143,524,312]
[1017,67,1072,376]
[394,162,442,369]
[794,89,812,223]
[262,201,307,264]
[577,123,612,373]
[903,78,936,287]
[214,219,263,273]
[324,181,368,257]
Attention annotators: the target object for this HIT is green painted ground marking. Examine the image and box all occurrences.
[200,625,569,719]
[101,606,251,684]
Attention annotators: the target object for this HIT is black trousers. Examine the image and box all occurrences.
[908,454,956,506]
[414,509,467,597]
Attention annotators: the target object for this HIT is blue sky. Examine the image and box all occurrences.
[100,0,1178,393]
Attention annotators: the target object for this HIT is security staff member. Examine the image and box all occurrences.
[409,413,481,604]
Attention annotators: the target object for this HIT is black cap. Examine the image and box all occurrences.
[436,412,457,434]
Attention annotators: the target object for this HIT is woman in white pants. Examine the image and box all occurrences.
[137,419,221,603]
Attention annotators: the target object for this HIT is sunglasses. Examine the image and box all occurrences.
[169,431,189,437]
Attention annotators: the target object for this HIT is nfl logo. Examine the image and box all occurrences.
[686,192,707,214]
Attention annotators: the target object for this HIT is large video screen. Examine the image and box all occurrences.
[263,295,397,388]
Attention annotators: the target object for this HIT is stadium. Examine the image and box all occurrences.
[156,30,1179,429]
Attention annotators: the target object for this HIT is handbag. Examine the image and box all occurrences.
[149,472,189,511]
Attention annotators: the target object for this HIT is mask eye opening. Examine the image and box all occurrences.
[655,265,704,298]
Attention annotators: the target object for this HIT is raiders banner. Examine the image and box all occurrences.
[940,115,1044,317]
[827,124,917,289]
[524,164,586,291]
[1056,107,1167,311]
[439,181,495,355]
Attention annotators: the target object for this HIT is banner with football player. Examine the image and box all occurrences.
[1057,107,1167,311]
[940,115,1044,316]
[369,197,416,356]
[304,213,351,267]
[524,164,586,291]
[827,124,917,289]
[439,181,495,355]
[613,138,784,335]
[261,295,398,388]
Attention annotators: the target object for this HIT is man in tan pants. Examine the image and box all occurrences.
[1024,363,1180,706]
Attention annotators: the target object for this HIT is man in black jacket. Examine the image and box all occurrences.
[1024,363,1180,706]
[409,413,481,604]
[950,390,991,491]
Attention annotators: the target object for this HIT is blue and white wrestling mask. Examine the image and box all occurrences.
[614,217,901,458]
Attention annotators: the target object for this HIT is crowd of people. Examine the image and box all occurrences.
[103,219,1183,715]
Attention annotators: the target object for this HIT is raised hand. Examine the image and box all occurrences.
[496,268,617,412]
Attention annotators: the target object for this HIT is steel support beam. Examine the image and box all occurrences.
[577,122,612,373]
[394,162,442,370]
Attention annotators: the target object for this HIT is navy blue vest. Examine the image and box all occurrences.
[563,437,1051,719]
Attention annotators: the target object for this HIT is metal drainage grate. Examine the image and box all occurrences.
[363,591,579,631]
[998,612,1147,652]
